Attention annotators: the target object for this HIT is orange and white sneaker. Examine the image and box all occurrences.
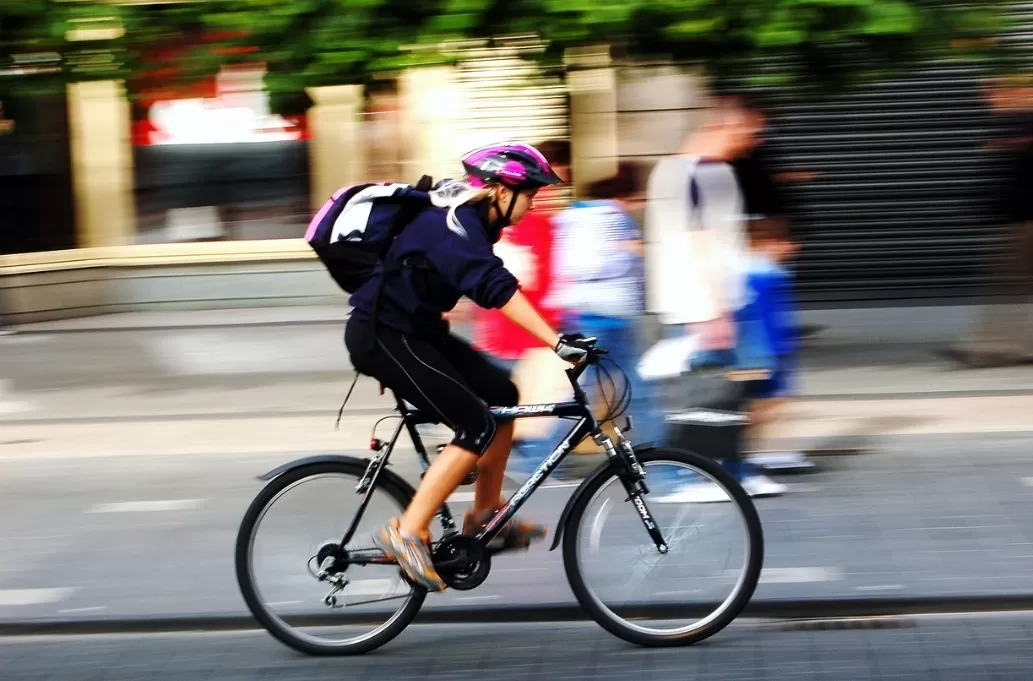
[372,519,446,592]
[463,508,547,551]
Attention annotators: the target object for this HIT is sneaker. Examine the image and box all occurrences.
[652,481,732,504]
[463,508,547,551]
[745,451,817,473]
[741,474,788,498]
[372,519,446,592]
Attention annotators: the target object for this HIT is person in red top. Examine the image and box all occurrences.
[468,140,571,477]
[472,139,570,365]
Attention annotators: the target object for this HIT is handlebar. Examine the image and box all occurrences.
[564,338,609,386]
[578,336,609,357]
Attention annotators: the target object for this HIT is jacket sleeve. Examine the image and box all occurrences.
[423,206,520,309]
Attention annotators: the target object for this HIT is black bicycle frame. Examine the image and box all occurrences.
[341,358,668,557]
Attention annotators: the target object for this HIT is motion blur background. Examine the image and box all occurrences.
[2,0,1032,309]
[3,2,1033,680]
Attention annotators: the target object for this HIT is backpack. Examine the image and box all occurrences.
[305,175,436,293]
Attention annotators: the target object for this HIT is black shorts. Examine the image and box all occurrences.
[345,319,518,456]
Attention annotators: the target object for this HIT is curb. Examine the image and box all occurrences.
[11,318,350,335]
[3,596,1033,637]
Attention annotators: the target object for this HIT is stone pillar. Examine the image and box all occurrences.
[67,80,136,247]
[615,63,708,162]
[565,46,618,198]
[306,84,366,211]
[399,66,462,181]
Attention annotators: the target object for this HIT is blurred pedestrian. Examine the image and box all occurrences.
[730,96,817,474]
[643,97,788,501]
[548,162,666,453]
[467,139,572,477]
[941,77,1033,367]
[0,297,13,336]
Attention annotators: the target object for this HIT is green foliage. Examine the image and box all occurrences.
[194,0,1014,102]
[0,0,1020,109]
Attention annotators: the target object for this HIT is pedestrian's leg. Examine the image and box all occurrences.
[949,221,1033,365]
[0,289,14,336]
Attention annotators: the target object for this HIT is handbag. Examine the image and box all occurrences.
[658,368,750,461]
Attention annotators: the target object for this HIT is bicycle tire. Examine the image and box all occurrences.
[235,458,426,656]
[562,447,764,647]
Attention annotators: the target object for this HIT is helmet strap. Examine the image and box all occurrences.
[489,187,520,231]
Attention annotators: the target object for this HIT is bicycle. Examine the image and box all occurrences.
[235,341,764,655]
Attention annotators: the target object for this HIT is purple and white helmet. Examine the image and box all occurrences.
[460,142,563,190]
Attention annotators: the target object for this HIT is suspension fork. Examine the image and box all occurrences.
[600,425,668,555]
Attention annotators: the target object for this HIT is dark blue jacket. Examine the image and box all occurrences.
[349,203,519,341]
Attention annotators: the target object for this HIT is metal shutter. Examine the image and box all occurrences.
[758,5,1033,303]
[762,65,1010,303]
[453,43,571,209]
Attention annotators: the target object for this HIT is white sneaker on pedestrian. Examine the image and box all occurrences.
[741,474,788,498]
[746,451,816,473]
[653,481,731,504]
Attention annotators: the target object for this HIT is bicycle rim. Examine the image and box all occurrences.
[564,449,763,645]
[236,461,425,655]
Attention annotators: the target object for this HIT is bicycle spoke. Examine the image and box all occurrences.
[565,450,763,645]
[238,464,425,655]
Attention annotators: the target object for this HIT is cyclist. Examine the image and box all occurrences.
[345,143,595,591]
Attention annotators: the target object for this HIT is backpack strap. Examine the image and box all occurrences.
[367,175,436,349]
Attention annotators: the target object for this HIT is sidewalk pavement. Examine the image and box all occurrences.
[1,301,992,342]
[1,393,1032,462]
[2,303,1033,458]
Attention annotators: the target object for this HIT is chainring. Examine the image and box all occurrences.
[432,534,491,591]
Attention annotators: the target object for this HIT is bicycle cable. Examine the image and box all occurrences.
[590,354,633,425]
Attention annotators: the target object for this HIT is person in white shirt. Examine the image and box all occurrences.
[643,98,788,501]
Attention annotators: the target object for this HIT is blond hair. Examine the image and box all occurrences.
[428,178,499,237]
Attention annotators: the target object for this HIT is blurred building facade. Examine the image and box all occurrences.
[3,29,1033,320]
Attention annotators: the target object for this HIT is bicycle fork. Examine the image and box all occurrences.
[600,425,669,555]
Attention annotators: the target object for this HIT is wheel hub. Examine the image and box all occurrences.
[432,535,491,591]
[314,540,350,578]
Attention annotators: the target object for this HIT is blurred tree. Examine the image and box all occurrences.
[0,1,204,101]
[189,0,459,115]
[191,0,1016,110]
[492,0,1016,91]
[0,0,1020,110]
[1,0,62,100]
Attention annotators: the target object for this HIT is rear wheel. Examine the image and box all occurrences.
[235,459,426,656]
[563,447,764,647]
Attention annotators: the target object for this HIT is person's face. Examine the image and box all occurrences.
[726,112,763,159]
[495,186,538,224]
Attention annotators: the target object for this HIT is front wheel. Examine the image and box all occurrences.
[563,447,764,647]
